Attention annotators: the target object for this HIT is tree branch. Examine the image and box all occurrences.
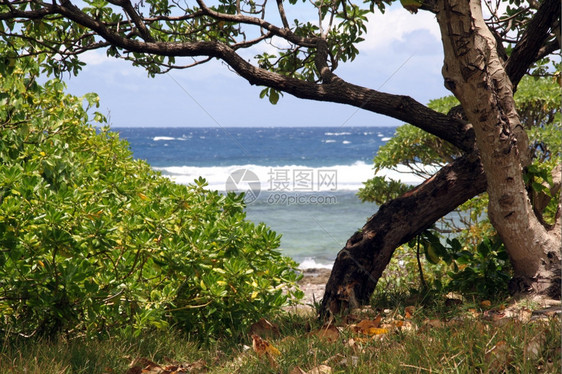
[194,0,317,47]
[321,151,487,315]
[505,0,561,88]
[0,1,477,153]
[107,0,154,42]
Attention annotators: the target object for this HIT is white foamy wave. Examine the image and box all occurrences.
[154,161,428,191]
[381,137,392,141]
[323,139,336,143]
[324,132,352,136]
[298,258,333,270]
[153,135,190,141]
[342,140,351,144]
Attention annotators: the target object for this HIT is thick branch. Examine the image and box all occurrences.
[321,152,486,315]
[505,0,561,88]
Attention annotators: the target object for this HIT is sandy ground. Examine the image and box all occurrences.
[297,268,331,306]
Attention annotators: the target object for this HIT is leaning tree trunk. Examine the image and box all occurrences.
[436,0,561,297]
[320,153,486,316]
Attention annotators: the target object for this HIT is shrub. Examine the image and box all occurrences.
[0,52,302,339]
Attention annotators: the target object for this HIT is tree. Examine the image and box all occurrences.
[359,78,560,298]
[0,0,559,317]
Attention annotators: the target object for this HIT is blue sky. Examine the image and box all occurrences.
[62,4,450,128]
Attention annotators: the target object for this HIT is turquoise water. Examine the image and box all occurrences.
[245,191,377,267]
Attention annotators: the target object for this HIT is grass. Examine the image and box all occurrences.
[1,293,560,373]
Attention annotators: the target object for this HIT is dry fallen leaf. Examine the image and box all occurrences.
[393,319,416,332]
[125,367,142,374]
[518,308,533,323]
[312,325,340,342]
[185,359,208,373]
[252,334,280,368]
[468,308,480,318]
[252,334,281,357]
[364,327,389,336]
[404,306,416,319]
[480,300,492,308]
[354,315,382,334]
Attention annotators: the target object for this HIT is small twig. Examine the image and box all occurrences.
[416,235,428,290]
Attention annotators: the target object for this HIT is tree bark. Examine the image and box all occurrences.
[320,152,486,316]
[435,0,561,298]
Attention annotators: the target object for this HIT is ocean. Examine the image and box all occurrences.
[113,127,423,269]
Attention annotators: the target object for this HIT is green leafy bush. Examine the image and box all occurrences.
[0,53,301,339]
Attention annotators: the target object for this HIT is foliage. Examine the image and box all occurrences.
[0,52,302,339]
[357,176,411,205]
[412,230,511,298]
[357,95,461,204]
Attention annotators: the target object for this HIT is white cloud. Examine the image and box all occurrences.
[80,50,112,66]
[359,7,440,52]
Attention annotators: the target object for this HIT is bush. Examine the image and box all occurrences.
[0,53,302,339]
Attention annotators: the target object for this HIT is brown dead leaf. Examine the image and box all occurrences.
[480,300,492,308]
[393,319,416,332]
[467,308,480,318]
[364,327,389,336]
[252,334,281,360]
[252,334,281,369]
[312,325,340,342]
[353,315,382,334]
[249,318,280,338]
[404,306,415,319]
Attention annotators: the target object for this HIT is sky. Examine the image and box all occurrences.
[61,3,451,128]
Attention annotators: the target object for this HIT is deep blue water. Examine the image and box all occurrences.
[113,127,396,167]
